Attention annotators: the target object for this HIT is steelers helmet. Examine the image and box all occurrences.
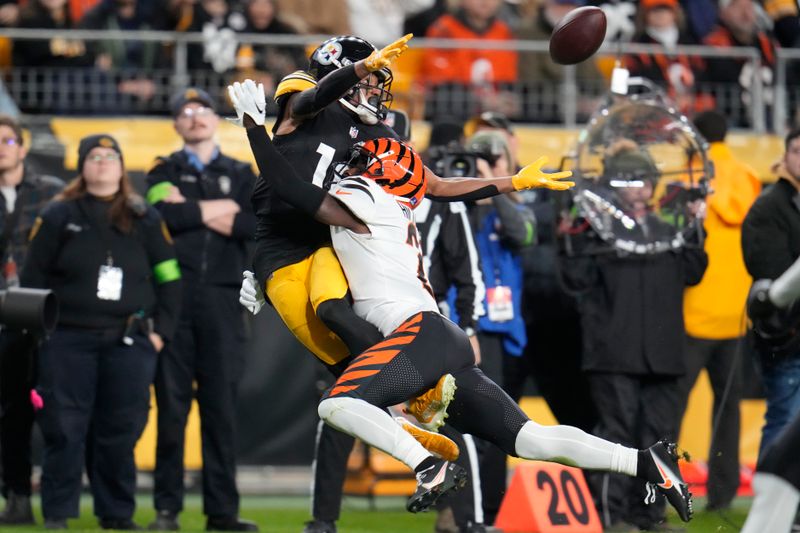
[308,35,394,125]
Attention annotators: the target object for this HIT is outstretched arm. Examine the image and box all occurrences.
[229,81,369,234]
[425,157,574,202]
[291,34,412,119]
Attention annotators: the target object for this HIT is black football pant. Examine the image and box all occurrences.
[675,335,742,509]
[153,284,243,519]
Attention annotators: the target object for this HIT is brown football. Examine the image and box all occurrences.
[549,6,607,65]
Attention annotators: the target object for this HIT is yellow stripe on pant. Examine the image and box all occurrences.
[266,246,351,365]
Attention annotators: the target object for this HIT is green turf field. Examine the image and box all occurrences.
[0,494,751,532]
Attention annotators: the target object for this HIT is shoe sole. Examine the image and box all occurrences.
[406,465,468,514]
[419,375,457,431]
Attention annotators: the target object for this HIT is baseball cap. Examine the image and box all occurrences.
[170,87,217,118]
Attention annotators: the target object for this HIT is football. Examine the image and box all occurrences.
[549,6,607,65]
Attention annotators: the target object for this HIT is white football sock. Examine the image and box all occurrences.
[741,473,800,533]
[514,420,638,476]
[318,396,432,470]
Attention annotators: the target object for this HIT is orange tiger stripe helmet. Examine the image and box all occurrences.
[349,137,427,209]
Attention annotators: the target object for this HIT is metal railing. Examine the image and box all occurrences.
[0,27,795,132]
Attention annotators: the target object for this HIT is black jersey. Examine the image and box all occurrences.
[252,102,398,281]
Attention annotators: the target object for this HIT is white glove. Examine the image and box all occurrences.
[227,79,266,127]
[239,270,265,315]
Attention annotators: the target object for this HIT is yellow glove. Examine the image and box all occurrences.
[511,157,575,191]
[364,33,413,72]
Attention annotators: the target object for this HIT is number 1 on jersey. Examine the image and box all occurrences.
[312,142,336,188]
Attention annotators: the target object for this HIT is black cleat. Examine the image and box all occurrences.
[644,440,693,522]
[406,460,467,514]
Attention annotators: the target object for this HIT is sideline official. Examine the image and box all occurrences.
[22,134,181,530]
[146,88,257,532]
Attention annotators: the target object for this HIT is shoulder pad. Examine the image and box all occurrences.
[274,70,317,101]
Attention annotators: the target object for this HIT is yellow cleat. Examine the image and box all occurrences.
[404,374,456,431]
[395,417,460,462]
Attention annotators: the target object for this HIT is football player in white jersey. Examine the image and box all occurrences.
[228,81,694,521]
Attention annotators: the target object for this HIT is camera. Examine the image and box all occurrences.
[426,142,501,179]
[0,288,58,333]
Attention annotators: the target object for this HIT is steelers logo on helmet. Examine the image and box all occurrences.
[349,138,426,209]
[308,35,394,125]
[313,41,343,66]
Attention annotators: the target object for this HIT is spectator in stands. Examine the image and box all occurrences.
[146,88,257,533]
[346,0,435,47]
[516,0,603,122]
[232,0,303,95]
[761,0,799,48]
[421,0,519,119]
[676,110,761,511]
[404,0,447,38]
[742,129,800,457]
[703,0,778,127]
[79,0,162,103]
[626,0,711,115]
[678,0,717,41]
[274,0,350,35]
[559,144,708,531]
[0,0,19,27]
[12,0,91,67]
[22,134,181,531]
[0,115,63,526]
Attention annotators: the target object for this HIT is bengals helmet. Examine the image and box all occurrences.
[308,35,393,125]
[346,138,426,208]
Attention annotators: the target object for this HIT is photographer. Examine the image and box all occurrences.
[742,128,800,457]
[0,115,63,525]
[21,134,181,530]
[558,145,707,531]
[461,130,536,527]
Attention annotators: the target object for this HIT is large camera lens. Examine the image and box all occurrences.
[0,288,58,333]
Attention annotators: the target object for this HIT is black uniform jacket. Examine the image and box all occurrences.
[560,221,708,375]
[146,150,257,287]
[21,195,181,340]
[742,178,800,282]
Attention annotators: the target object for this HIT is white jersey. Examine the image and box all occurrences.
[328,176,439,335]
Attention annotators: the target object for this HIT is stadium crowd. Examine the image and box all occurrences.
[0,1,798,532]
[0,0,798,125]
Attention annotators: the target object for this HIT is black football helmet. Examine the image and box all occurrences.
[308,35,394,125]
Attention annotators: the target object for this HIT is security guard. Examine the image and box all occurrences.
[22,134,182,530]
[146,88,258,532]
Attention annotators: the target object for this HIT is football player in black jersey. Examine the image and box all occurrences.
[234,35,572,533]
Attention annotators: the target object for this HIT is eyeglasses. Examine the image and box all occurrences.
[86,153,121,163]
[177,106,214,119]
[0,137,20,147]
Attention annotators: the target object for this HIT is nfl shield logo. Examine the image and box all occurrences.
[349,126,359,139]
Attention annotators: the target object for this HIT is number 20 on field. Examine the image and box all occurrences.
[495,463,602,532]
